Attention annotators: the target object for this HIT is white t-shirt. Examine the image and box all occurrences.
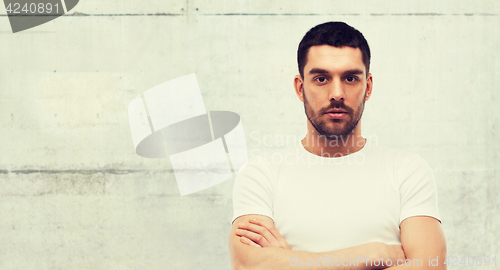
[232,138,441,253]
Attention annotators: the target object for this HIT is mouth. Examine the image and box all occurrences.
[325,110,347,119]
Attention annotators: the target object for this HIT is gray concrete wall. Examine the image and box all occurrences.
[1,1,499,269]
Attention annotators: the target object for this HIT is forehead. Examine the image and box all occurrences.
[304,45,365,74]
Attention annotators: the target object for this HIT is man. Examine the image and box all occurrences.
[228,22,446,270]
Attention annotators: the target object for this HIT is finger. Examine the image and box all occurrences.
[249,218,290,249]
[240,236,262,247]
[235,228,272,247]
[237,222,278,247]
[244,221,282,247]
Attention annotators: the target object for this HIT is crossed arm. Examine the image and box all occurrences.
[384,216,447,269]
[228,214,446,270]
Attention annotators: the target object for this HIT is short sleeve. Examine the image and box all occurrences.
[398,153,441,226]
[231,156,275,224]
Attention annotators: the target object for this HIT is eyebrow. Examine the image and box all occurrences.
[308,68,365,76]
[308,68,329,75]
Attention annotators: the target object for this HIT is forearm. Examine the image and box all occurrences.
[230,239,383,270]
[229,215,401,270]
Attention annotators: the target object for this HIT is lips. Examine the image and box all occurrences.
[326,109,347,114]
[325,109,347,119]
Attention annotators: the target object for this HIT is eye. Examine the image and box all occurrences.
[345,76,358,83]
[315,76,328,83]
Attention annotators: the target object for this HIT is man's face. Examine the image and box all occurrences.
[295,45,372,139]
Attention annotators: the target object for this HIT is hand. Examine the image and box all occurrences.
[235,218,291,250]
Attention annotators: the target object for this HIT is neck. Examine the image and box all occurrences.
[301,121,366,157]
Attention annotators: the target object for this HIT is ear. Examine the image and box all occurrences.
[294,75,304,102]
[364,73,373,101]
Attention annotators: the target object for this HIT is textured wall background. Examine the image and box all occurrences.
[1,1,499,269]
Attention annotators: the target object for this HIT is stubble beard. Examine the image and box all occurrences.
[303,88,366,140]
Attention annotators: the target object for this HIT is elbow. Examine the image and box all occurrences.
[230,260,252,270]
[231,264,246,270]
[230,254,261,270]
[230,256,257,270]
[228,243,251,270]
[229,239,259,270]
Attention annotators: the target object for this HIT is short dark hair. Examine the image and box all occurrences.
[297,21,371,78]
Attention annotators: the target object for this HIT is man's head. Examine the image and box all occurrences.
[298,21,371,78]
[294,22,373,139]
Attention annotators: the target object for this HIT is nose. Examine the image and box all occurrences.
[328,78,345,101]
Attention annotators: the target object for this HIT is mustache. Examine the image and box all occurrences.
[322,101,353,114]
